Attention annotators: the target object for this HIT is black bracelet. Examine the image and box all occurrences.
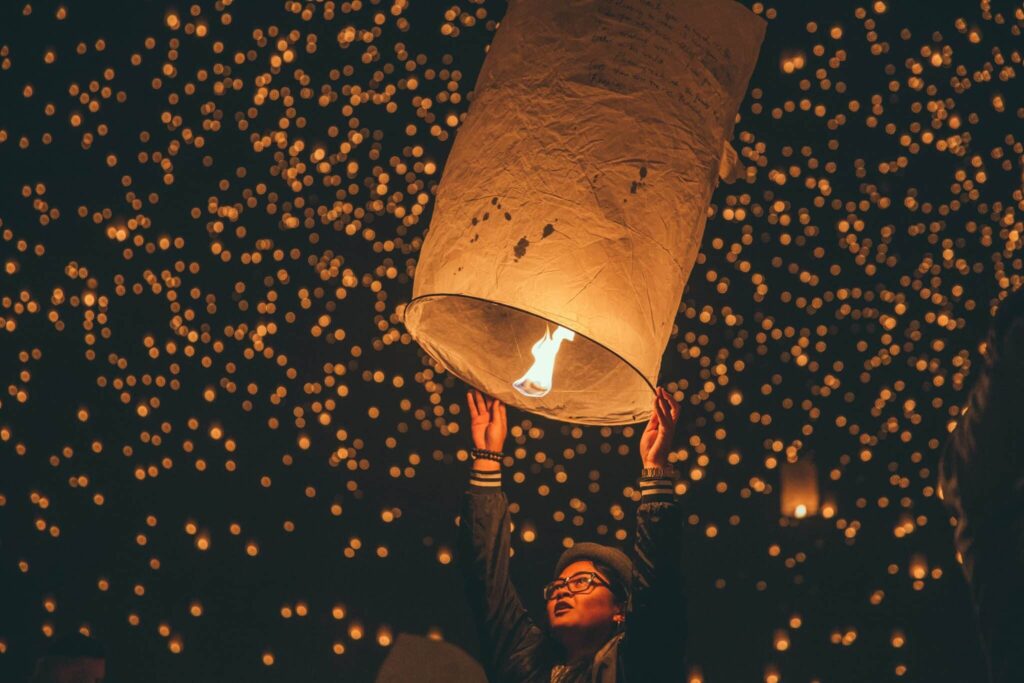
[470,448,504,462]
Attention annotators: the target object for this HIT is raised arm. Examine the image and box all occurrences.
[621,387,687,682]
[456,389,545,682]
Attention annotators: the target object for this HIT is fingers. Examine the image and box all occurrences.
[653,389,668,422]
[646,403,660,428]
[655,397,668,426]
[470,389,489,418]
[474,390,488,417]
[468,389,506,425]
[492,399,507,432]
[656,387,680,426]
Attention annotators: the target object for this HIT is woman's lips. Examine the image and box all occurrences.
[554,601,572,615]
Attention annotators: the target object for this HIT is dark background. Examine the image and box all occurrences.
[2,0,1021,680]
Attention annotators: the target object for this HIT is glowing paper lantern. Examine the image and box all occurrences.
[780,460,820,519]
[909,554,928,581]
[404,0,765,424]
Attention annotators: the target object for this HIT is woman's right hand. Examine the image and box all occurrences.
[466,389,507,452]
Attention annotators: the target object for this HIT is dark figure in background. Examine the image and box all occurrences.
[939,286,1024,683]
[30,633,105,683]
[457,387,686,682]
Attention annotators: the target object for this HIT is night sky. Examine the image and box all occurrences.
[1,0,1022,681]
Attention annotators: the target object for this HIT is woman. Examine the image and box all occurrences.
[457,387,686,682]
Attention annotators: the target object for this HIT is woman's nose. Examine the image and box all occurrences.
[551,583,571,600]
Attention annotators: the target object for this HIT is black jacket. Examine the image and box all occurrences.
[456,470,686,682]
[939,290,1024,683]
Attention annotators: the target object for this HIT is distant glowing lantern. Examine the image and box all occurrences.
[403,0,765,424]
[909,554,928,581]
[780,460,820,519]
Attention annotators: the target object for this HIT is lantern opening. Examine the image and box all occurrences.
[403,294,654,425]
[512,325,576,398]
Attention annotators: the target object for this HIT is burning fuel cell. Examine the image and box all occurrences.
[403,0,765,425]
[512,325,576,399]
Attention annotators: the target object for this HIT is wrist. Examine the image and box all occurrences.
[640,463,676,477]
[469,450,502,489]
[470,446,503,470]
[472,457,501,472]
[638,465,676,502]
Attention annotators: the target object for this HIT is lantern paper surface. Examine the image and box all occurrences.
[404,0,766,424]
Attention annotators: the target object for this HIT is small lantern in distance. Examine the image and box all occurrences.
[780,460,820,519]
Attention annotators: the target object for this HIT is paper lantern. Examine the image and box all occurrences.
[403,0,765,424]
[780,460,820,519]
[909,554,928,581]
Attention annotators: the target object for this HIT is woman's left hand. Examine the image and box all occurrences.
[638,386,680,467]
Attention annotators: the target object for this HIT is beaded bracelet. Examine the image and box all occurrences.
[639,466,677,480]
[470,448,504,462]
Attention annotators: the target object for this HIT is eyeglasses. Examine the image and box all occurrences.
[542,571,610,601]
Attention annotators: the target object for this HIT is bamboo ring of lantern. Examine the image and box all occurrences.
[403,0,766,425]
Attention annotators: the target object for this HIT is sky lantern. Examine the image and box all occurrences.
[780,460,821,519]
[404,0,765,424]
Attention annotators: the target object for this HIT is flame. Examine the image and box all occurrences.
[512,325,576,398]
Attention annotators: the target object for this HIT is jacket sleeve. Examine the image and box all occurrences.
[456,468,547,682]
[619,475,687,682]
[938,296,1024,683]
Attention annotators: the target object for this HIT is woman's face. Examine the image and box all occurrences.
[546,560,621,634]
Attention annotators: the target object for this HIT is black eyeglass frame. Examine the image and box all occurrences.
[542,571,612,601]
